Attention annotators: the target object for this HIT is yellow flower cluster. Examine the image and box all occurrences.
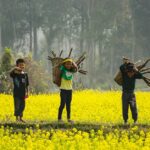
[0,90,150,149]
[0,126,150,150]
[0,90,150,123]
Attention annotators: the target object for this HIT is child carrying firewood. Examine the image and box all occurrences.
[58,58,78,123]
[115,57,150,124]
[48,49,87,123]
[120,61,143,124]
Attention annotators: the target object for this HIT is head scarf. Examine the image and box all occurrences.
[62,58,73,64]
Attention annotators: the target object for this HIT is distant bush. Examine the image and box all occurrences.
[0,49,50,94]
[0,48,13,93]
[24,56,50,94]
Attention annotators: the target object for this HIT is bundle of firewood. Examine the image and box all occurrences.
[114,57,150,87]
[48,48,87,86]
[135,58,150,87]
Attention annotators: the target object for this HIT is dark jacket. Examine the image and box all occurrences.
[10,71,29,98]
[120,64,143,92]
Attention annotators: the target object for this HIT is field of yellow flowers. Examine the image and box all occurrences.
[0,90,150,149]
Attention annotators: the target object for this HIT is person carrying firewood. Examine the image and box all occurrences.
[48,48,87,123]
[120,61,143,124]
[114,57,150,124]
[57,58,78,123]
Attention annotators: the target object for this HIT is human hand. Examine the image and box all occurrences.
[14,67,22,73]
[72,62,78,68]
[123,56,130,64]
[72,62,78,72]
[24,93,29,100]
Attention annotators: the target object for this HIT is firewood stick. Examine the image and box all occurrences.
[48,56,53,61]
[143,78,150,87]
[122,56,131,64]
[79,70,87,74]
[140,67,150,72]
[68,48,73,58]
[143,76,150,81]
[145,81,150,86]
[137,58,150,71]
[78,72,86,75]
[77,57,86,66]
[51,51,56,57]
[143,77,150,83]
[79,69,87,72]
[135,60,141,65]
[76,56,84,64]
[78,70,87,75]
[76,55,85,64]
[76,53,86,64]
[122,57,150,71]
[59,50,63,57]
[142,71,150,75]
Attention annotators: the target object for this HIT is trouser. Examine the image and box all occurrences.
[122,92,138,122]
[58,89,72,120]
[14,96,25,117]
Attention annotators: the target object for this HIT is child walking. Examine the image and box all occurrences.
[10,58,29,123]
[120,62,143,124]
[58,58,78,123]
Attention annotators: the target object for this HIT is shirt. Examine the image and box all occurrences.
[10,71,29,98]
[60,66,73,90]
[120,64,143,92]
[60,78,73,90]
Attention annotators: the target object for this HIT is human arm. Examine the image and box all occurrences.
[71,62,78,73]
[134,72,143,79]
[10,67,22,78]
[120,64,126,74]
[25,74,29,97]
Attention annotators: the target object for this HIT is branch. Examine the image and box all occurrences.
[59,50,63,57]
[77,57,86,66]
[68,48,73,58]
[143,77,150,87]
[76,53,86,66]
[78,70,87,75]
[142,71,150,75]
[51,51,56,58]
[48,56,53,61]
[137,58,150,71]
[140,67,150,72]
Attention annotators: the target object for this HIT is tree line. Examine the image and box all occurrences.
[0,0,150,90]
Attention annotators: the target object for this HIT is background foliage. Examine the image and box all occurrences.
[0,0,150,91]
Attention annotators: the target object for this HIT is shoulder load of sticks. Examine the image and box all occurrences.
[48,48,87,86]
[114,57,150,87]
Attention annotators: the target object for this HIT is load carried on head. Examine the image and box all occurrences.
[48,48,87,87]
[114,57,150,87]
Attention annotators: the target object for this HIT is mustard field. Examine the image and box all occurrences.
[0,90,150,150]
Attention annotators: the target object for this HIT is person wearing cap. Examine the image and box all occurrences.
[58,58,78,123]
[120,62,143,124]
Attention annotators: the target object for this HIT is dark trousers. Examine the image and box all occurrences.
[58,89,72,120]
[14,97,25,117]
[122,92,138,122]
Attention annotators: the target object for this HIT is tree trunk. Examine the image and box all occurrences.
[29,27,33,53]
[131,19,135,61]
[33,26,38,60]
[110,46,114,79]
[0,26,2,52]
[80,13,85,52]
[28,0,33,52]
